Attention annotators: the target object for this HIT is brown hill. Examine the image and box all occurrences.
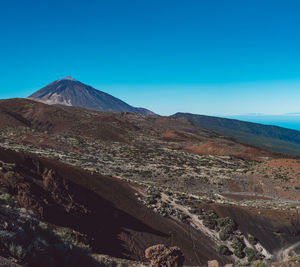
[0,98,273,160]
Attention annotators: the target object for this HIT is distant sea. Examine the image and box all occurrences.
[224,115,300,131]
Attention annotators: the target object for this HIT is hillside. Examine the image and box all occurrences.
[28,76,155,115]
[172,112,300,156]
[0,147,237,266]
[0,99,300,265]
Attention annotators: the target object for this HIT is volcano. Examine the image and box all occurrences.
[28,76,155,115]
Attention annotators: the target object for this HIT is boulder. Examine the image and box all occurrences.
[145,244,185,267]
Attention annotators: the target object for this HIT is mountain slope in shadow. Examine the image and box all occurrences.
[172,112,300,156]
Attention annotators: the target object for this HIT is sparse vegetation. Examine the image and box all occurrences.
[218,245,231,256]
[0,193,15,207]
[245,247,258,262]
[0,206,93,267]
[247,234,258,245]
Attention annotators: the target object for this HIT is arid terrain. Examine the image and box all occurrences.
[0,98,299,266]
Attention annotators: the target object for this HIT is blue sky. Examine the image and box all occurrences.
[1,0,300,128]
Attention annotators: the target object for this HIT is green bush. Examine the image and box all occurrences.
[8,243,29,261]
[231,237,245,251]
[176,212,190,223]
[4,171,15,180]
[217,245,231,255]
[223,224,235,235]
[207,211,218,219]
[233,247,245,259]
[189,208,201,214]
[203,219,217,230]
[145,196,157,205]
[0,161,16,171]
[198,214,209,220]
[217,217,236,229]
[0,193,15,207]
[247,234,258,245]
[251,259,271,267]
[245,247,257,262]
[39,221,48,230]
[290,255,300,263]
[219,230,230,241]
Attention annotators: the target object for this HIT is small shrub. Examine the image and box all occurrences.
[289,255,300,263]
[4,171,15,180]
[247,234,258,245]
[145,197,157,205]
[231,236,245,251]
[219,230,230,241]
[203,219,217,230]
[198,214,209,220]
[208,212,218,220]
[176,212,190,223]
[223,224,235,235]
[53,227,90,250]
[251,259,271,267]
[233,247,245,259]
[0,161,16,171]
[0,193,15,207]
[189,208,200,214]
[8,243,29,261]
[218,245,231,255]
[217,217,236,229]
[39,221,48,230]
[245,247,257,262]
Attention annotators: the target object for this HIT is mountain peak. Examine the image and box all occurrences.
[28,78,156,115]
[59,76,77,81]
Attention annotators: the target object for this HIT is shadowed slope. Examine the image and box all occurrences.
[172,112,300,155]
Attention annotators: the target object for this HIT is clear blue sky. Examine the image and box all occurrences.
[1,0,300,120]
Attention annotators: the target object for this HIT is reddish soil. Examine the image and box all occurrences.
[161,129,203,143]
[264,159,300,170]
[181,141,271,160]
